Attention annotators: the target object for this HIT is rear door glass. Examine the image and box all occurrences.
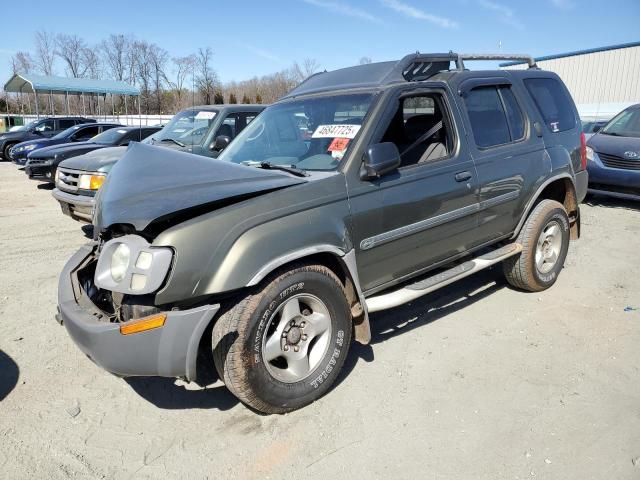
[499,87,525,141]
[465,87,511,148]
[524,78,576,133]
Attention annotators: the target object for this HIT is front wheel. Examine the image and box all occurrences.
[503,199,570,292]
[2,143,15,161]
[212,264,352,414]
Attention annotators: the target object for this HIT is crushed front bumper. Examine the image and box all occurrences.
[57,245,220,381]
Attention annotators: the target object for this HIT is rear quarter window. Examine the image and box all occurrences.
[524,78,576,133]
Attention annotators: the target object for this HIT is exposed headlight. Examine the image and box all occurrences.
[94,235,173,295]
[55,169,60,184]
[110,243,130,282]
[23,144,36,151]
[78,173,106,190]
[586,146,595,162]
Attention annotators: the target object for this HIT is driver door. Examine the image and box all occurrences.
[348,88,480,294]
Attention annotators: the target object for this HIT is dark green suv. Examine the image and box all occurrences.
[57,53,588,414]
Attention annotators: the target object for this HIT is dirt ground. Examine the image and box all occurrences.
[1,161,639,480]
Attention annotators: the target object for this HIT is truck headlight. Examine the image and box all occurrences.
[586,146,595,162]
[78,173,106,190]
[94,235,173,294]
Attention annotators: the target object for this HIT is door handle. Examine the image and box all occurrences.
[454,171,472,182]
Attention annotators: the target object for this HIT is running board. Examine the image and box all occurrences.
[366,243,523,313]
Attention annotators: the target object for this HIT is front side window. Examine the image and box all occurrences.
[73,125,100,140]
[379,93,452,167]
[218,93,375,171]
[34,120,55,133]
[524,78,576,133]
[57,119,76,129]
[91,128,128,145]
[600,107,640,138]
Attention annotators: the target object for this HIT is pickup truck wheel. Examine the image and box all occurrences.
[212,264,352,414]
[503,199,570,292]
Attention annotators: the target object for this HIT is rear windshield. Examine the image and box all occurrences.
[524,78,576,133]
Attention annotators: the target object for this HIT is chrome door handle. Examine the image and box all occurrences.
[454,171,472,182]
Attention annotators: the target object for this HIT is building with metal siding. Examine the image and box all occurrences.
[501,42,640,120]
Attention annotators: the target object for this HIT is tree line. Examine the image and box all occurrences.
[3,31,327,115]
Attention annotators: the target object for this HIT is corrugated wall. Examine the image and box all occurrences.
[503,45,640,105]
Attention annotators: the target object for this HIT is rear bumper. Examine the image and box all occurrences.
[52,188,95,222]
[57,245,220,381]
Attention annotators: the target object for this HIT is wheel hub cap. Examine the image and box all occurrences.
[262,294,332,383]
[535,220,563,274]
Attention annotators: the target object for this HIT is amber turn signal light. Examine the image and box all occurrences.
[119,313,167,335]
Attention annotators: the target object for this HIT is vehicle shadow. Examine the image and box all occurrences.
[368,267,505,344]
[0,350,20,401]
[335,267,505,388]
[81,224,94,239]
[125,376,239,411]
[584,193,640,211]
[36,182,55,190]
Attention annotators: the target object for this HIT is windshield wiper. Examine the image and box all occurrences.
[243,161,309,177]
[159,138,186,147]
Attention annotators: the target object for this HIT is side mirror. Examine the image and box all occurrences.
[361,142,401,180]
[119,141,130,147]
[211,135,231,152]
[592,125,602,133]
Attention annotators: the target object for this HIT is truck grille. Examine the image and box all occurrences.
[57,167,82,193]
[598,152,640,171]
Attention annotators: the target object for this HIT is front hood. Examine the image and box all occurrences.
[30,141,104,158]
[588,133,640,158]
[0,131,28,141]
[60,146,127,172]
[14,138,55,150]
[94,143,307,233]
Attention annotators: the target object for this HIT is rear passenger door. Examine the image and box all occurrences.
[460,78,546,244]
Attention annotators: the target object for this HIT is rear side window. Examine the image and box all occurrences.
[524,78,576,133]
[499,87,525,141]
[465,87,511,148]
[58,119,76,129]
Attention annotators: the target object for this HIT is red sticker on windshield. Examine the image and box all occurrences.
[328,137,350,152]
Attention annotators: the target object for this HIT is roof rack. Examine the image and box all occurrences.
[391,51,538,82]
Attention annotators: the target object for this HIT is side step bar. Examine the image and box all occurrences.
[366,243,523,313]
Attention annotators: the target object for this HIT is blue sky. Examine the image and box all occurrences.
[1,0,639,85]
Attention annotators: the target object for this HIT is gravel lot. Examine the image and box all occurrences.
[1,161,639,480]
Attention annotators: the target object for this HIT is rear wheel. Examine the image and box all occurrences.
[212,264,352,414]
[503,199,570,292]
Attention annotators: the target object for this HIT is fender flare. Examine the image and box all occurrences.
[511,173,576,239]
[247,244,371,345]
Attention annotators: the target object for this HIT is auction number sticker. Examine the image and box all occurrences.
[312,124,361,139]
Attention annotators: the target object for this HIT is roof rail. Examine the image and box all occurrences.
[459,53,538,69]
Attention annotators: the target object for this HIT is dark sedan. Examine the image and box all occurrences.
[586,104,640,201]
[25,126,161,182]
[10,123,121,165]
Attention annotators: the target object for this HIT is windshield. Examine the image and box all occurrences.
[91,128,128,145]
[148,109,218,146]
[218,93,375,171]
[15,120,38,132]
[601,108,640,138]
[52,125,82,140]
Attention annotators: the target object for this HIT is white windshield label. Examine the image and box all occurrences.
[312,124,361,139]
[195,111,216,120]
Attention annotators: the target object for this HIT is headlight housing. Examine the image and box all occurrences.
[78,173,106,190]
[94,235,173,295]
[586,146,595,162]
[23,144,36,151]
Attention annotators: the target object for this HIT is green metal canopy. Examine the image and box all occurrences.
[3,73,139,96]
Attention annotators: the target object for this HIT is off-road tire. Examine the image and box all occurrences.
[212,264,352,414]
[503,199,570,292]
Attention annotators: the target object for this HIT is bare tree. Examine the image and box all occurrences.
[196,47,219,105]
[292,58,321,82]
[83,47,101,79]
[11,51,34,74]
[55,34,89,77]
[150,45,169,113]
[359,56,372,64]
[34,31,56,75]
[102,34,132,81]
[169,55,196,108]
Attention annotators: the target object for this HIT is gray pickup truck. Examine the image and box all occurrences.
[57,52,588,414]
[52,105,264,223]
